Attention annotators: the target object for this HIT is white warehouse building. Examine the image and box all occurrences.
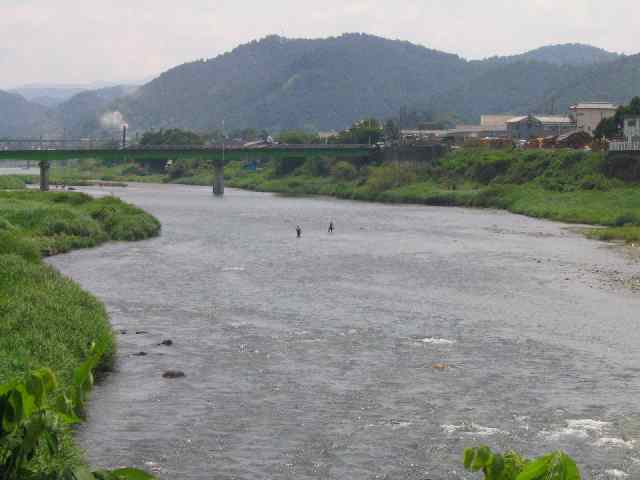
[569,102,617,134]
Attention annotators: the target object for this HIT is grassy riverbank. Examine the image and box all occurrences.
[0,174,30,190]
[220,149,640,243]
[0,190,160,473]
[41,148,640,243]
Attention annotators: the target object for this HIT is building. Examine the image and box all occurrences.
[623,116,640,142]
[506,115,576,139]
[480,115,514,128]
[569,102,617,134]
[401,124,508,145]
[609,115,640,151]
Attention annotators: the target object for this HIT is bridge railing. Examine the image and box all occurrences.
[0,139,375,152]
[0,138,121,151]
[609,141,640,152]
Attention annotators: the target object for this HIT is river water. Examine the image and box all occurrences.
[48,183,640,479]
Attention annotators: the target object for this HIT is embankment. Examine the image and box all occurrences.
[39,148,640,243]
[0,190,160,472]
[221,148,640,243]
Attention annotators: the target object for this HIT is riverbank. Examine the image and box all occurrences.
[0,174,30,189]
[51,182,640,478]
[29,148,640,244]
[0,190,161,474]
[223,149,640,244]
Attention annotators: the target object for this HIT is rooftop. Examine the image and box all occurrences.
[480,115,514,127]
[506,115,575,125]
[570,102,617,110]
[535,116,575,124]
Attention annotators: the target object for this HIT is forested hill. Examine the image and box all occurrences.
[113,35,633,131]
[55,85,138,137]
[483,43,621,67]
[113,34,471,132]
[2,35,637,136]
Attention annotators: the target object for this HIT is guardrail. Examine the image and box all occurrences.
[0,142,375,152]
[609,141,640,152]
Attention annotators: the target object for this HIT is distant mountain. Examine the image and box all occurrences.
[507,43,620,66]
[111,35,629,131]
[540,54,640,111]
[1,35,635,136]
[55,85,138,137]
[113,34,470,132]
[0,90,56,138]
[9,86,88,107]
[428,61,587,120]
[430,53,640,120]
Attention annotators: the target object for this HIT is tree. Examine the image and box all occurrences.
[594,96,640,140]
[276,130,321,144]
[139,128,205,146]
[383,119,400,143]
[330,118,383,144]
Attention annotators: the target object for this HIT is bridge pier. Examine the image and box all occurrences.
[213,161,224,196]
[39,160,50,191]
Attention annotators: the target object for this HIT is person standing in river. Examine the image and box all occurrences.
[328,221,334,233]
[296,225,302,238]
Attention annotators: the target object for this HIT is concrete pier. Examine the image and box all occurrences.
[39,160,50,191]
[213,161,224,196]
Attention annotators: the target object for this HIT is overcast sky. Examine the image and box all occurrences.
[1,0,639,89]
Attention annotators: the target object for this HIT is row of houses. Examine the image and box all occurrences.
[401,102,619,144]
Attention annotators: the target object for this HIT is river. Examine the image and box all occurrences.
[48,183,640,479]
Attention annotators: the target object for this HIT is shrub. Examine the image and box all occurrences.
[273,157,306,176]
[579,173,611,191]
[366,164,417,192]
[332,161,357,180]
[463,445,580,479]
[471,157,512,184]
[308,157,330,177]
[613,211,640,226]
[602,153,640,181]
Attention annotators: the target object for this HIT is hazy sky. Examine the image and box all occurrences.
[1,0,639,89]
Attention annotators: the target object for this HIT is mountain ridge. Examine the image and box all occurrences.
[0,35,634,137]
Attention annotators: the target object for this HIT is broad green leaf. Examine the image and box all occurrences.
[74,466,100,480]
[463,447,475,469]
[21,414,47,459]
[2,389,24,431]
[516,451,580,480]
[25,374,44,407]
[471,445,493,471]
[108,468,156,480]
[93,470,117,480]
[487,452,505,479]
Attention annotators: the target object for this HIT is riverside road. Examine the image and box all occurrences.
[48,183,640,480]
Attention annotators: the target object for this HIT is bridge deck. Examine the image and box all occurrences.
[0,144,374,162]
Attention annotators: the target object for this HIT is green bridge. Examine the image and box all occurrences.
[0,145,373,195]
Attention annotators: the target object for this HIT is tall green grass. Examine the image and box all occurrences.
[0,190,161,474]
[0,175,29,190]
[218,149,640,243]
[43,149,640,244]
[0,191,161,254]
